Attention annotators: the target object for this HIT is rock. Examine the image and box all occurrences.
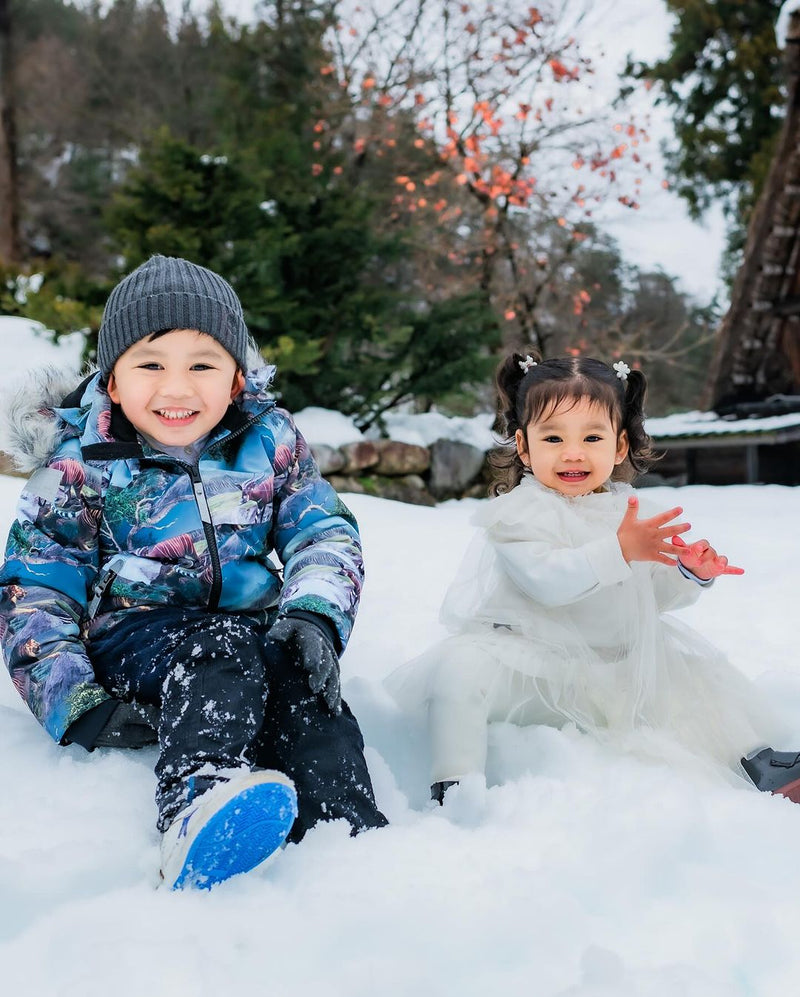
[327,475,367,495]
[340,440,380,473]
[366,474,436,506]
[310,444,346,475]
[463,480,490,499]
[372,439,431,476]
[428,439,487,499]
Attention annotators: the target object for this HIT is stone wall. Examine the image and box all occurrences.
[0,439,495,505]
[312,438,492,505]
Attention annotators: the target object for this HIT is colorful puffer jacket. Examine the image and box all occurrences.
[0,364,363,743]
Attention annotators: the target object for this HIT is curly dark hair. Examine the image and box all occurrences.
[489,351,659,496]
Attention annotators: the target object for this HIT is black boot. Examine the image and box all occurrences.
[430,780,459,805]
[742,748,800,802]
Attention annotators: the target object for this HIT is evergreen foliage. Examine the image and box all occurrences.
[0,0,725,418]
[628,0,785,222]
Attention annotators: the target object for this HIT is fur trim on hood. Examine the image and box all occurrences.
[0,345,276,474]
[0,365,91,474]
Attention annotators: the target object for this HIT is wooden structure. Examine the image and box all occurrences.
[646,411,800,485]
[645,10,800,485]
[706,9,800,410]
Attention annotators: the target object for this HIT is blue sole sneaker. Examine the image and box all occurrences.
[160,770,298,890]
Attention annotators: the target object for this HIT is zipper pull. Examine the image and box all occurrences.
[193,480,212,524]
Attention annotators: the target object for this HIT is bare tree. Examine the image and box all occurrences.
[328,0,657,354]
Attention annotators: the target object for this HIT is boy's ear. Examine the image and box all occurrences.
[514,428,530,466]
[614,428,630,465]
[107,372,119,405]
[231,370,246,400]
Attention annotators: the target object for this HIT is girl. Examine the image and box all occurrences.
[387,352,800,804]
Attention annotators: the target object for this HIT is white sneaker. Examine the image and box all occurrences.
[160,769,298,890]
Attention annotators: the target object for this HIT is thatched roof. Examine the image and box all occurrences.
[706,9,800,410]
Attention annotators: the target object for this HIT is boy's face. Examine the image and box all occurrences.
[107,328,245,447]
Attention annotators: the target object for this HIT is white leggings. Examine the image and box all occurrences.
[426,647,565,784]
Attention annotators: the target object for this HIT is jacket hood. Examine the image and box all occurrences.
[0,355,277,473]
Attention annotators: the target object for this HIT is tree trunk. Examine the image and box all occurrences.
[0,0,20,264]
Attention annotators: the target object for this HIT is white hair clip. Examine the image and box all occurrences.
[613,360,631,381]
[518,355,538,373]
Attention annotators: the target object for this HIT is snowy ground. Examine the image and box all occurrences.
[2,477,800,995]
[4,320,800,994]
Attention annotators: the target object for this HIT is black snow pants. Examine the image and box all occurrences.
[89,607,388,839]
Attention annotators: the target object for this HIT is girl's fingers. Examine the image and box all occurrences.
[620,495,639,524]
[651,506,683,526]
[722,564,745,575]
[655,553,678,566]
[671,534,688,548]
[662,522,691,537]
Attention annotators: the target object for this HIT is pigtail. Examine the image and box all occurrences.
[488,351,542,496]
[615,367,660,479]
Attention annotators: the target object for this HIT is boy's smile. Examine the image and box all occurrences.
[107,329,245,448]
[515,396,628,496]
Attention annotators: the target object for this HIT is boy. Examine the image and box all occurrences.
[0,254,387,889]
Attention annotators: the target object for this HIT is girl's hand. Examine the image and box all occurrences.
[617,495,691,566]
[670,534,744,579]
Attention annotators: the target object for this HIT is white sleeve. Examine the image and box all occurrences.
[493,533,632,607]
[650,562,704,612]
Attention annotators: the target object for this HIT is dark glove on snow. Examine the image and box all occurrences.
[268,613,341,714]
[93,701,159,749]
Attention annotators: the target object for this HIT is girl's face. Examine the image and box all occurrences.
[515,396,628,496]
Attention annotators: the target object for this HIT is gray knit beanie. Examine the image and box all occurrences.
[97,255,250,375]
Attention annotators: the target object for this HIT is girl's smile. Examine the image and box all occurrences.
[515,396,629,496]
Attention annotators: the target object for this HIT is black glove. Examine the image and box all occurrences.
[93,701,159,749]
[268,613,341,714]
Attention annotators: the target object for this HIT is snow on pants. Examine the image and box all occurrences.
[88,607,387,839]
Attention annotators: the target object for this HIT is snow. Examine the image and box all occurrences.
[0,317,84,391]
[4,317,800,995]
[380,410,496,451]
[293,406,365,447]
[647,409,800,440]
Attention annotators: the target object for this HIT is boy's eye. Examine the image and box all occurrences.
[190,363,215,371]
[137,363,163,371]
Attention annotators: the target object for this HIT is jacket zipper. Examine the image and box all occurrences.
[140,407,271,612]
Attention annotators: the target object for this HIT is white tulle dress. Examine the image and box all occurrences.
[386,476,785,785]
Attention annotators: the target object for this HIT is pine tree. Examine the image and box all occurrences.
[628,0,785,222]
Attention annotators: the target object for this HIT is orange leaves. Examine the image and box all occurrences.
[464,134,481,154]
[549,58,579,82]
[527,7,543,27]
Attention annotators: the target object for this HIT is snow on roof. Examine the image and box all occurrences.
[646,409,800,440]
